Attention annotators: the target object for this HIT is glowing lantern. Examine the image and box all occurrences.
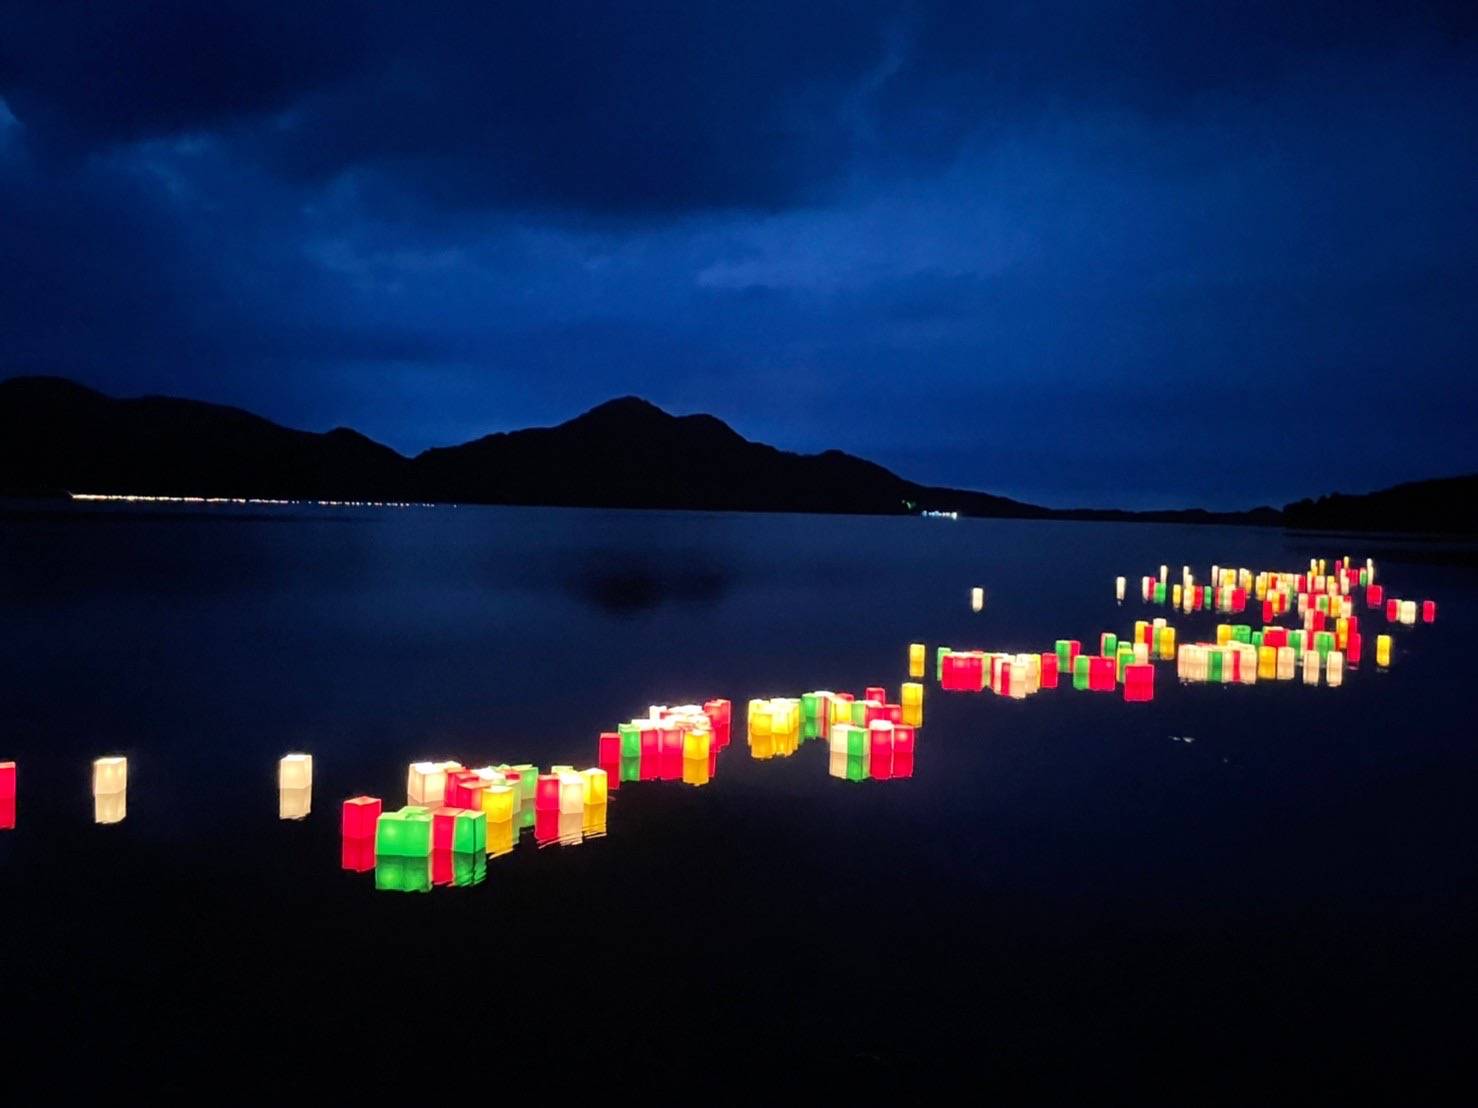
[376,807,432,856]
[1123,663,1154,702]
[581,768,609,806]
[703,699,732,748]
[1422,600,1436,623]
[93,756,127,797]
[971,587,984,612]
[558,772,586,815]
[0,761,14,802]
[529,774,561,814]
[1157,625,1176,660]
[1302,651,1320,685]
[1385,598,1399,622]
[1072,654,1091,691]
[1089,656,1116,692]
[1257,645,1276,681]
[1141,576,1152,601]
[1100,632,1117,657]
[1376,634,1392,667]
[901,682,924,726]
[278,754,313,791]
[583,802,608,837]
[487,818,515,858]
[1346,632,1362,665]
[1115,576,1126,601]
[407,762,448,806]
[870,721,894,780]
[1326,651,1344,687]
[480,784,516,825]
[1277,646,1296,680]
[557,811,585,846]
[1399,600,1416,626]
[1055,639,1080,673]
[1040,653,1059,689]
[598,732,621,783]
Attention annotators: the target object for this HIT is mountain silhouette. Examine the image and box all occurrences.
[1,375,1472,532]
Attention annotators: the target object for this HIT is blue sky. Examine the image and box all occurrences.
[2,1,1474,508]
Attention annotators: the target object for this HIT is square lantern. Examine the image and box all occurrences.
[1072,654,1091,691]
[1123,663,1154,702]
[93,756,128,797]
[703,699,732,748]
[278,754,313,791]
[342,796,383,839]
[0,762,14,801]
[535,774,561,812]
[481,784,516,825]
[581,767,609,806]
[453,809,487,854]
[432,807,462,852]
[376,807,432,857]
[558,772,586,815]
[407,762,447,806]
[1090,656,1117,692]
[908,643,926,678]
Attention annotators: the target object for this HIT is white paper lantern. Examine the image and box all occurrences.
[971,586,984,612]
[1115,576,1126,601]
[278,754,313,790]
[92,756,127,797]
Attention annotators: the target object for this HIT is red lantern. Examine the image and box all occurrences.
[1422,600,1436,623]
[1366,584,1383,608]
[433,808,461,852]
[1231,587,1246,612]
[1040,653,1059,689]
[865,686,886,705]
[1192,588,1204,611]
[1090,656,1117,692]
[0,761,14,801]
[640,726,660,780]
[598,731,620,766]
[1347,632,1362,665]
[341,795,382,839]
[535,774,561,812]
[1123,663,1154,702]
[1386,599,1398,622]
[660,725,684,781]
[885,703,903,724]
[1262,599,1274,623]
[1263,628,1287,649]
[869,724,894,780]
[702,699,732,748]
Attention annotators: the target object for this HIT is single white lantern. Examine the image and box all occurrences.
[93,756,128,797]
[970,586,984,612]
[1302,651,1320,686]
[1326,650,1344,687]
[278,754,313,791]
[407,761,449,806]
[1115,576,1126,601]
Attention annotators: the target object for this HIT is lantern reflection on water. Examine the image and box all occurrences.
[1,762,13,830]
[279,786,312,821]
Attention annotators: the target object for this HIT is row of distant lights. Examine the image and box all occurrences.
[69,493,441,508]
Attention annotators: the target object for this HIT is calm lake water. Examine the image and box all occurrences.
[1,501,1474,1096]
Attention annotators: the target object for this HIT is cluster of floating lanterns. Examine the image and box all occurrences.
[596,700,733,787]
[744,684,923,780]
[940,555,1437,702]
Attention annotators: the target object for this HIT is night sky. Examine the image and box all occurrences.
[2,2,1474,509]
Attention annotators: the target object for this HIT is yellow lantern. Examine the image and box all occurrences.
[1376,634,1392,667]
[481,783,516,824]
[1257,645,1277,681]
[908,643,926,678]
[581,768,608,806]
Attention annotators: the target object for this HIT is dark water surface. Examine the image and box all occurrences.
[1,502,1474,1096]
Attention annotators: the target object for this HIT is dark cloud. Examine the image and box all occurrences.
[0,2,1474,508]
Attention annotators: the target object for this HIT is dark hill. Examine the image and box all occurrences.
[0,376,410,500]
[1283,475,1478,535]
[0,375,1470,532]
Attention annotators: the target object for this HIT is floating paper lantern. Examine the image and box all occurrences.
[1302,651,1320,685]
[1100,632,1117,657]
[1072,654,1091,691]
[907,642,926,679]
[869,721,894,780]
[0,761,13,802]
[1089,656,1116,692]
[1422,600,1436,623]
[558,771,586,815]
[278,754,312,791]
[1040,653,1059,689]
[581,767,609,806]
[1123,663,1154,702]
[407,762,449,806]
[1257,645,1277,681]
[971,586,984,612]
[376,807,432,856]
[1399,600,1416,626]
[1366,585,1384,608]
[1115,576,1126,601]
[454,810,486,854]
[1376,634,1392,667]
[1326,651,1344,687]
[1385,598,1399,622]
[1141,576,1152,601]
[481,784,516,825]
[535,773,561,812]
[93,756,127,797]
[901,682,924,726]
[1157,625,1176,660]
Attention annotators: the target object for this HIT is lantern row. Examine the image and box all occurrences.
[745,684,925,781]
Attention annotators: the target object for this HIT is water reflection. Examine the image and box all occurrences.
[1,761,13,830]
